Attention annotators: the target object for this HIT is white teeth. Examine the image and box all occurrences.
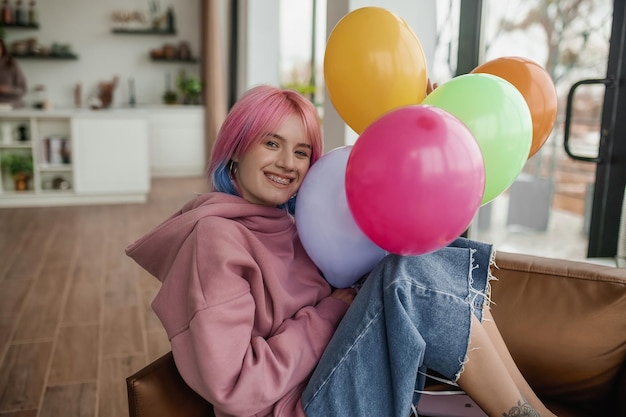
[267,174,290,185]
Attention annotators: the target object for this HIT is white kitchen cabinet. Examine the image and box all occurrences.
[73,117,150,194]
[147,106,205,177]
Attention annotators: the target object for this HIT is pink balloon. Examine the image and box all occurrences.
[345,105,485,255]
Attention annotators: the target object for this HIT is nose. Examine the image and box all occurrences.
[276,150,296,170]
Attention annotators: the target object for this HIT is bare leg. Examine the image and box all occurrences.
[481,308,555,416]
[456,315,557,417]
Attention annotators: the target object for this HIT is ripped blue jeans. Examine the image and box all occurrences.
[302,237,493,417]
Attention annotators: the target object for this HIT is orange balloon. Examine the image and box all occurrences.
[472,57,557,157]
[324,7,428,134]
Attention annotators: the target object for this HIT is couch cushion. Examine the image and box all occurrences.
[490,252,626,415]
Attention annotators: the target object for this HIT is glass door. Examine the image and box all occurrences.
[587,0,626,260]
[442,0,622,263]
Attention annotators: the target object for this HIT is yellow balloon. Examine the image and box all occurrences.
[324,7,428,134]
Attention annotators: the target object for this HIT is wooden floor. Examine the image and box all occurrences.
[0,177,209,417]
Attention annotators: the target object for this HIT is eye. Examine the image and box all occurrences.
[265,140,279,148]
[295,149,310,158]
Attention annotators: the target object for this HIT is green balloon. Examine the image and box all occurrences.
[423,73,532,205]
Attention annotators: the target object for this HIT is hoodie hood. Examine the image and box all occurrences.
[125,192,295,282]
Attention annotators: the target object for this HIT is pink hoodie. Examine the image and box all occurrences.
[126,192,350,417]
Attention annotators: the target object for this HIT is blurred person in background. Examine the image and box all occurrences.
[0,38,27,108]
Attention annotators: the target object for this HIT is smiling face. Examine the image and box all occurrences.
[233,113,312,207]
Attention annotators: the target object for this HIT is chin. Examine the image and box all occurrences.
[269,190,295,205]
[272,198,292,207]
[257,195,289,207]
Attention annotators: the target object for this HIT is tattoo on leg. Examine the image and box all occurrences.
[502,400,540,417]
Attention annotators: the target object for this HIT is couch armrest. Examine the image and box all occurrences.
[126,351,215,417]
[490,251,626,414]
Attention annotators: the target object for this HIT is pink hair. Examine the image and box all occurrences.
[208,85,323,187]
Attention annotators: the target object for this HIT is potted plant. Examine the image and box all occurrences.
[1,152,34,191]
[176,70,202,105]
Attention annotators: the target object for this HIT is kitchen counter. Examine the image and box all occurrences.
[0,105,206,180]
[0,110,151,207]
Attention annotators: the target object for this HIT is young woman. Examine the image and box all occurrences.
[0,39,27,108]
[126,85,556,417]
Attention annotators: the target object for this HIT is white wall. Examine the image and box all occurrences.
[6,0,436,146]
[4,0,200,108]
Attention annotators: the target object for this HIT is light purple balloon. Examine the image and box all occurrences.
[296,146,386,288]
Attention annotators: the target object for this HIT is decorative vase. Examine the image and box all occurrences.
[14,173,30,191]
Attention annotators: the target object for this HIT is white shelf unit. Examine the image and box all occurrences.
[0,110,150,207]
[36,117,74,193]
[0,115,74,198]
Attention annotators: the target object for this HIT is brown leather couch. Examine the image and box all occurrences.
[126,251,626,417]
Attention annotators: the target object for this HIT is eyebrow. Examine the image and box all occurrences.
[267,132,312,150]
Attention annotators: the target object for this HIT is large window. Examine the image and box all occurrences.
[279,0,327,108]
[470,0,613,261]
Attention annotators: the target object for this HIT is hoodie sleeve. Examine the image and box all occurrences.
[158,219,350,416]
